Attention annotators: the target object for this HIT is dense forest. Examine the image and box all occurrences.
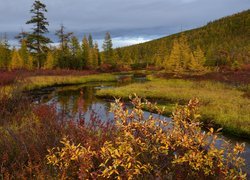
[0,1,249,72]
[115,10,250,70]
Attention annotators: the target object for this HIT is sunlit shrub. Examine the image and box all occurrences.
[47,95,246,179]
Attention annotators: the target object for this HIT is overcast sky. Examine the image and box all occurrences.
[0,0,249,48]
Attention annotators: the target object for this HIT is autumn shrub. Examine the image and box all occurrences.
[0,70,19,86]
[0,87,30,125]
[0,96,116,178]
[46,95,246,179]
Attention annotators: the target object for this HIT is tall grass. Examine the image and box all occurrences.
[97,78,250,138]
[23,73,117,90]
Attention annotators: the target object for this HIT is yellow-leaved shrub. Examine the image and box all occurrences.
[46,95,246,179]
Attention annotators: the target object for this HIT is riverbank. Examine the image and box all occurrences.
[1,70,249,139]
[96,78,250,139]
[0,73,117,99]
[0,70,249,178]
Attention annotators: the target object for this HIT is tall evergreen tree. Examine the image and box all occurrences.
[55,25,73,51]
[82,35,89,68]
[15,29,29,44]
[102,32,113,64]
[70,36,82,69]
[26,0,51,69]
[93,42,100,68]
[88,34,94,49]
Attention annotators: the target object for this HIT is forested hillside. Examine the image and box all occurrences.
[0,7,249,71]
[115,10,250,68]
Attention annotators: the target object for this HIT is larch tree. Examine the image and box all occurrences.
[27,55,34,70]
[93,42,101,66]
[102,32,113,64]
[55,25,73,69]
[165,39,182,74]
[192,45,206,72]
[9,48,23,70]
[82,35,89,68]
[188,53,199,72]
[0,36,11,69]
[93,42,100,67]
[179,34,192,70]
[26,0,52,69]
[88,34,94,49]
[194,46,206,66]
[19,39,29,69]
[70,36,82,69]
[154,54,163,68]
[44,51,54,69]
[113,50,120,65]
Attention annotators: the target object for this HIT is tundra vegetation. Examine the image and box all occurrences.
[0,0,249,178]
[0,92,247,179]
[97,78,250,138]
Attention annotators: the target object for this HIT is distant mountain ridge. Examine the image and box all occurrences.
[115,10,250,67]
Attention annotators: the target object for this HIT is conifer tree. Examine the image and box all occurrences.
[179,34,192,70]
[194,45,206,66]
[19,40,29,68]
[9,49,23,70]
[154,55,163,68]
[0,36,11,69]
[27,55,34,70]
[102,32,113,64]
[113,50,120,65]
[70,36,82,69]
[15,29,29,44]
[55,25,73,51]
[93,42,101,66]
[44,51,54,69]
[88,49,94,69]
[188,53,199,72]
[165,39,182,74]
[122,49,132,65]
[191,45,206,72]
[26,0,52,68]
[82,35,89,68]
[88,34,94,48]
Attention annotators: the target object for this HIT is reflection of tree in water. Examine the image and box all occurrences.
[81,86,95,112]
[57,91,71,116]
[56,86,96,117]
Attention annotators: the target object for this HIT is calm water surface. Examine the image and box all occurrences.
[29,75,250,175]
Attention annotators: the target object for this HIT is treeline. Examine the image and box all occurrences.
[113,9,250,70]
[0,0,249,72]
[0,1,114,71]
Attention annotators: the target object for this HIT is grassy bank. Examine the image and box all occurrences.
[23,73,117,90]
[0,73,117,99]
[96,78,250,138]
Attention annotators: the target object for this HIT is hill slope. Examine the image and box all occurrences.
[115,10,250,68]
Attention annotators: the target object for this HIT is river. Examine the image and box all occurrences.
[28,75,250,175]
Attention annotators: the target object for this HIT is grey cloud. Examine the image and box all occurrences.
[0,0,249,47]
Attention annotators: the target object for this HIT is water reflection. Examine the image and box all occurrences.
[30,79,250,175]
